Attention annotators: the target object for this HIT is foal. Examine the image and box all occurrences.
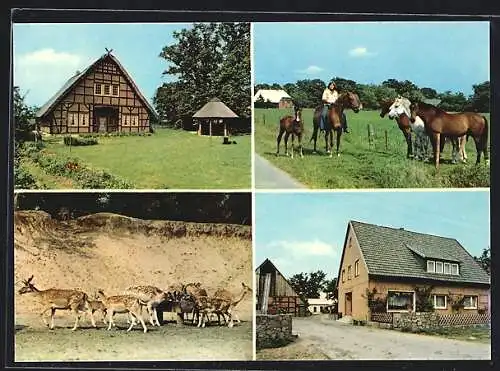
[276,105,304,158]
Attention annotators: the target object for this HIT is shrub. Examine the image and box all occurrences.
[63,136,98,146]
[73,169,133,189]
[14,164,37,189]
[446,163,490,187]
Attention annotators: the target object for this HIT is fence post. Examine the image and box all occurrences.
[367,123,374,148]
[385,130,388,150]
[263,114,266,126]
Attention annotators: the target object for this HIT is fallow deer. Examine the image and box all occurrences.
[123,285,171,327]
[96,290,148,333]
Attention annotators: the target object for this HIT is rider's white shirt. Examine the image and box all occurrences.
[322,89,339,104]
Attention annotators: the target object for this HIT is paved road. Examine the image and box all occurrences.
[293,316,490,360]
[254,154,307,189]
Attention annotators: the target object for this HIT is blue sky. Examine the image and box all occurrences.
[255,191,490,281]
[253,21,489,96]
[13,23,194,107]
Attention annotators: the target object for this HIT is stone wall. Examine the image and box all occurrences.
[256,314,294,349]
[392,312,440,331]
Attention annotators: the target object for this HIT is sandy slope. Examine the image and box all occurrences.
[14,210,253,321]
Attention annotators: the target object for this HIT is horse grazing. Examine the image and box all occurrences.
[409,101,488,169]
[310,92,362,157]
[276,105,304,158]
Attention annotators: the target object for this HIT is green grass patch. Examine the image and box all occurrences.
[37,128,251,189]
[255,108,490,188]
[418,326,491,344]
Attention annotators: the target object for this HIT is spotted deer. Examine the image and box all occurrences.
[123,285,171,327]
[96,290,148,333]
[17,275,95,331]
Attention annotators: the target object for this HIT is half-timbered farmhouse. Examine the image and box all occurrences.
[36,50,157,134]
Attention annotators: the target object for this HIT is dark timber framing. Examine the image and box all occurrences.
[36,51,158,134]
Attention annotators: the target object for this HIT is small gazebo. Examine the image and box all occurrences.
[192,98,239,140]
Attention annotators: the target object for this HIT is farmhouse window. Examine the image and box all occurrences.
[103,84,111,95]
[68,113,77,126]
[347,265,352,280]
[131,115,138,126]
[444,263,451,274]
[435,261,443,274]
[342,269,345,283]
[451,264,459,275]
[463,296,477,309]
[94,84,102,95]
[354,260,359,277]
[387,291,415,312]
[433,294,447,309]
[112,84,119,96]
[78,114,89,126]
[427,260,435,273]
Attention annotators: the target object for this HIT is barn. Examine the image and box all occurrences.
[36,50,158,134]
[256,258,307,316]
[253,89,293,109]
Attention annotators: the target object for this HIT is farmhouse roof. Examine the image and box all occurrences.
[256,258,302,298]
[36,51,158,119]
[192,97,239,119]
[307,293,335,305]
[347,220,490,285]
[253,89,292,104]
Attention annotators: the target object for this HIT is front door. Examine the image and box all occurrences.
[345,292,352,316]
[98,116,107,132]
[94,106,118,133]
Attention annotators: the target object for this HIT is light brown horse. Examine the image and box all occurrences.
[310,92,362,157]
[276,105,304,158]
[409,101,488,169]
[379,99,413,158]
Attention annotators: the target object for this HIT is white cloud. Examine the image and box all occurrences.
[296,65,324,75]
[348,47,376,58]
[269,239,337,258]
[14,49,91,105]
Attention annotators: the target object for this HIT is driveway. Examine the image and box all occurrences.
[292,316,490,360]
[254,154,307,189]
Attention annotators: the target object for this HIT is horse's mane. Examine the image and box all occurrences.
[415,101,446,115]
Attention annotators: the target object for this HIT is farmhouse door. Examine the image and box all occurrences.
[98,116,107,132]
[345,292,352,316]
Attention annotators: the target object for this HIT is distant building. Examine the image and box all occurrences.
[253,89,293,109]
[423,98,442,106]
[307,292,335,315]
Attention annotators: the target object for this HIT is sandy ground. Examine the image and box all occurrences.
[14,211,253,361]
[263,315,491,360]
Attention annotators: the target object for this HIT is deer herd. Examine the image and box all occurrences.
[17,275,252,333]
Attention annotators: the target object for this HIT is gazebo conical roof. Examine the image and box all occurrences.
[192,98,239,119]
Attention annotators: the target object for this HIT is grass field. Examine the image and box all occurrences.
[31,128,251,189]
[255,108,490,189]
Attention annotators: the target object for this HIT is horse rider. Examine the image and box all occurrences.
[321,81,350,133]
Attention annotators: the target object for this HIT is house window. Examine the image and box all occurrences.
[347,265,352,280]
[131,115,138,126]
[342,269,345,283]
[78,113,89,126]
[387,291,415,312]
[313,306,317,313]
[355,260,359,277]
[94,84,102,95]
[427,260,435,273]
[68,113,77,126]
[451,264,459,275]
[444,263,451,275]
[433,294,447,309]
[463,296,477,309]
[112,84,119,96]
[103,84,110,95]
[435,261,443,274]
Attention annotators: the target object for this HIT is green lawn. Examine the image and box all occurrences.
[255,108,490,189]
[36,128,251,189]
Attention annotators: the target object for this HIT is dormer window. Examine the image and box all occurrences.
[451,263,459,275]
[444,262,451,274]
[435,261,443,274]
[427,261,435,273]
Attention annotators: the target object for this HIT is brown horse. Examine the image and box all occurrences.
[409,101,488,169]
[310,92,362,157]
[276,105,304,158]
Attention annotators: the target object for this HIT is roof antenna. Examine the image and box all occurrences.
[105,48,113,55]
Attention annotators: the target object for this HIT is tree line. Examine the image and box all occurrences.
[255,78,490,112]
[289,270,338,303]
[154,22,251,128]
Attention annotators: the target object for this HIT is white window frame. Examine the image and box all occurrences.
[131,115,138,126]
[112,84,119,97]
[433,294,447,309]
[68,113,78,126]
[435,261,443,274]
[444,262,451,275]
[94,84,102,95]
[387,290,416,313]
[427,260,435,273]
[347,265,352,280]
[463,296,477,309]
[103,84,110,96]
[451,263,459,275]
[354,260,359,277]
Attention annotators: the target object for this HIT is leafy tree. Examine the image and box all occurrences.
[330,77,358,93]
[254,83,272,91]
[289,270,328,299]
[474,247,490,275]
[420,87,438,99]
[382,79,418,97]
[13,86,37,143]
[438,91,468,111]
[324,277,338,300]
[469,81,490,112]
[154,23,250,125]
